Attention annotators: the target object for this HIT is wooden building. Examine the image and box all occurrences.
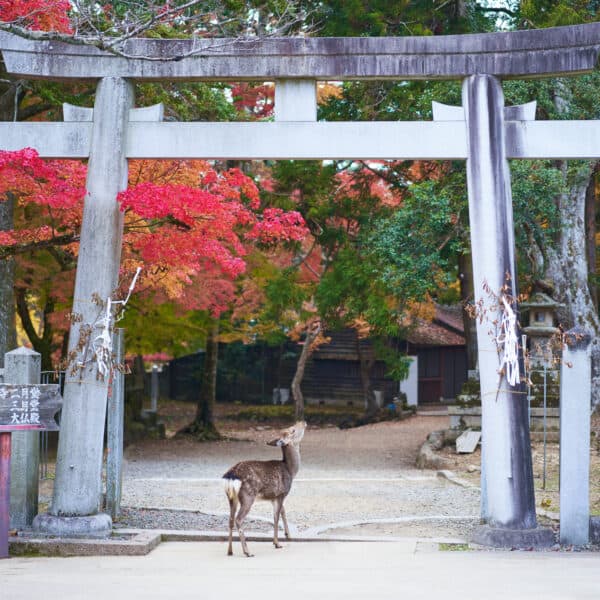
[403,305,467,405]
[302,305,467,407]
[159,305,467,407]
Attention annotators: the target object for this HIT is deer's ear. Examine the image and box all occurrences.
[266,438,280,446]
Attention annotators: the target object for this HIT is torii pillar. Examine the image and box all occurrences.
[32,78,133,537]
[462,75,553,547]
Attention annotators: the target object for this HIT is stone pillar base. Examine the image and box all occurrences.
[471,525,555,549]
[32,512,112,539]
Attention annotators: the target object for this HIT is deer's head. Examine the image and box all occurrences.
[267,421,306,447]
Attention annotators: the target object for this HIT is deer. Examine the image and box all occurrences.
[222,421,306,557]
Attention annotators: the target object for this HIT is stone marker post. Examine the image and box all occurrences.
[6,347,41,530]
[462,75,551,547]
[150,364,159,413]
[33,78,134,538]
[560,327,592,545]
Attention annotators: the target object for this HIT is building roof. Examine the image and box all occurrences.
[313,305,466,360]
[407,321,464,347]
[407,304,466,347]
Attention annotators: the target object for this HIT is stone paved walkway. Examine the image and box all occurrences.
[3,541,600,600]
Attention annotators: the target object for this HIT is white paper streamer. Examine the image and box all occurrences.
[93,298,113,378]
[92,267,142,377]
[496,296,520,387]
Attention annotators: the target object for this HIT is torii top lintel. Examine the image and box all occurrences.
[1,23,600,82]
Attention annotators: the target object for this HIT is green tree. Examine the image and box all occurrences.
[314,0,495,37]
[504,2,600,406]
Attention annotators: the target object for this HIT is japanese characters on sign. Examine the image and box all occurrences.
[0,385,62,431]
[6,386,41,425]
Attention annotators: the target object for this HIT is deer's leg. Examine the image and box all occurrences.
[235,492,255,557]
[281,504,291,539]
[227,496,238,556]
[272,498,284,549]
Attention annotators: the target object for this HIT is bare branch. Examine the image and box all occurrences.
[476,6,517,18]
[0,233,79,259]
[0,1,314,61]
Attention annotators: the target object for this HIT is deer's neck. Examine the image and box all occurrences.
[282,443,301,477]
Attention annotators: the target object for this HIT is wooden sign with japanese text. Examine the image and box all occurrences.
[0,384,62,431]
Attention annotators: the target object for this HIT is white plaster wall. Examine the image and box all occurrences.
[399,356,418,407]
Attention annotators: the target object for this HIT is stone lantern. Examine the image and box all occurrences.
[521,292,563,367]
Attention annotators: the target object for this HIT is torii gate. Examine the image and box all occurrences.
[1,24,599,546]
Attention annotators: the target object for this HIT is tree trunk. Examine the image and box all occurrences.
[181,319,221,439]
[356,333,377,416]
[542,82,600,410]
[291,323,320,421]
[458,251,478,371]
[0,193,16,367]
[544,162,600,409]
[198,319,219,429]
[0,78,27,366]
[0,74,57,366]
[585,168,598,309]
[14,287,55,370]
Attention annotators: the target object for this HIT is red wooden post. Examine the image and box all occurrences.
[0,431,11,559]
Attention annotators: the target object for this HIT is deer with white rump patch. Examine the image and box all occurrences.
[223,421,306,557]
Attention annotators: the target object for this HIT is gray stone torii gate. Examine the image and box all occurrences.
[1,23,599,545]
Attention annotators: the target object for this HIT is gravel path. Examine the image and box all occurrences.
[116,416,481,540]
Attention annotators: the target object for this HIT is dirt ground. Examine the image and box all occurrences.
[119,403,479,539]
[155,400,448,473]
[153,401,600,517]
[37,401,597,541]
[436,412,600,516]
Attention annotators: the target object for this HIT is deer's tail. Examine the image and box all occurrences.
[223,472,242,502]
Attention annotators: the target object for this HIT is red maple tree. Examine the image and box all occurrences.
[0,149,308,366]
[0,0,72,33]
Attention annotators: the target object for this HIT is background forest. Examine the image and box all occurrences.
[1,1,600,437]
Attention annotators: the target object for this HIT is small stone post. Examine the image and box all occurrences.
[6,347,41,530]
[33,77,134,538]
[462,75,551,547]
[560,327,592,545]
[106,329,125,519]
[150,364,159,413]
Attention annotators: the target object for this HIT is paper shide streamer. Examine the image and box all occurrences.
[496,295,520,387]
[92,267,142,378]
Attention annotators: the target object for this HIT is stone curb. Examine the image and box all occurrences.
[145,529,466,545]
[10,523,597,557]
[8,528,467,557]
[436,470,480,489]
[9,530,161,557]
